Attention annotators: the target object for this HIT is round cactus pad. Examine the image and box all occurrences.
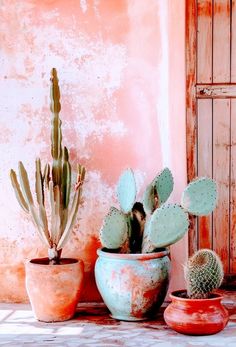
[153,168,174,206]
[142,184,155,214]
[100,207,128,249]
[117,168,136,213]
[149,204,189,248]
[181,177,217,216]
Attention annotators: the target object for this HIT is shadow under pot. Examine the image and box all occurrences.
[25,257,84,322]
[95,248,170,321]
[164,289,229,335]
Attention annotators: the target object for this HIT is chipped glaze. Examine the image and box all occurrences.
[164,290,229,335]
[95,248,170,321]
[25,258,84,322]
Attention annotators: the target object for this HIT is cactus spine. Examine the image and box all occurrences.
[184,249,224,299]
[10,68,86,264]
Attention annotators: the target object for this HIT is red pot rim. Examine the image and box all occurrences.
[97,247,169,260]
[26,257,83,267]
[170,289,223,302]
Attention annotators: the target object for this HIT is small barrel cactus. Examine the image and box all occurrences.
[184,249,224,299]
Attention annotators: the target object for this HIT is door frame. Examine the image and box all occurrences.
[186,0,197,256]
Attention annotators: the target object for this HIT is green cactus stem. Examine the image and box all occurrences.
[185,249,224,299]
[130,202,146,253]
[50,68,62,187]
[57,164,86,250]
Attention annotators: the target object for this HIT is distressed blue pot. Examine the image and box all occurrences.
[95,248,170,321]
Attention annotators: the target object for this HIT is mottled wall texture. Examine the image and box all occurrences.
[0,0,186,302]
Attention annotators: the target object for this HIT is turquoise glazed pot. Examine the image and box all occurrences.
[95,248,170,321]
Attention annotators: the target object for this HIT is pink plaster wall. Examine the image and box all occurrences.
[0,0,186,302]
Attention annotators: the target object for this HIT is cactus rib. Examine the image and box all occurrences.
[43,163,50,189]
[62,146,71,209]
[35,158,44,205]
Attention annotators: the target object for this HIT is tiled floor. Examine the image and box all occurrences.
[1,292,236,347]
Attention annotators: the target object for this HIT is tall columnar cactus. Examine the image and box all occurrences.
[10,68,86,264]
[100,167,217,254]
[184,249,224,299]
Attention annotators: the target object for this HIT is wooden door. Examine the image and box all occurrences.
[186,0,236,275]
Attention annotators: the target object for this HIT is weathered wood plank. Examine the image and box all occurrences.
[213,99,230,272]
[198,99,213,249]
[231,1,236,82]
[230,100,236,272]
[197,0,212,83]
[213,0,231,83]
[186,0,197,256]
[230,1,236,273]
[196,84,236,98]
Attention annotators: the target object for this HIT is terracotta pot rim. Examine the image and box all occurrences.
[26,257,83,267]
[170,289,223,302]
[97,247,169,260]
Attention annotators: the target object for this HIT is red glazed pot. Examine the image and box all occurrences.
[25,258,84,322]
[164,290,229,335]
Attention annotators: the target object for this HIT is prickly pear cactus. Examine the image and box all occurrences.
[100,207,128,249]
[185,249,224,299]
[147,204,189,248]
[99,166,218,255]
[153,168,174,206]
[181,177,217,216]
[117,168,136,214]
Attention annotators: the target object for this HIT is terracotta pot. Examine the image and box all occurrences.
[95,248,170,321]
[25,258,84,322]
[164,290,229,335]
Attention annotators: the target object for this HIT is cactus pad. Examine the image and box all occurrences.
[148,204,189,248]
[142,184,155,214]
[185,249,224,299]
[100,207,128,249]
[117,169,136,213]
[153,168,174,206]
[181,177,217,216]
